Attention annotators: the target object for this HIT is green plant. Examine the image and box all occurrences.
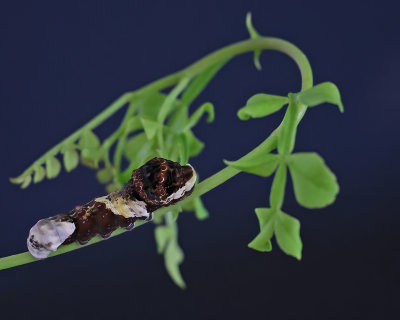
[0,14,343,288]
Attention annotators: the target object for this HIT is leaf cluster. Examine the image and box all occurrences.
[227,80,343,259]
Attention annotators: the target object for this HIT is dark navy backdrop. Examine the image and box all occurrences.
[0,1,399,319]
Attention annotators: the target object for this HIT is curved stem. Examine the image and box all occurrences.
[2,36,313,270]
[11,38,311,182]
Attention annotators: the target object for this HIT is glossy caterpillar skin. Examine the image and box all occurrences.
[27,158,196,259]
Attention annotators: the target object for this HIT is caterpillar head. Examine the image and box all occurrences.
[128,158,196,211]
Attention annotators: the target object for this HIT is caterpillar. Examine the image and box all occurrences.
[27,158,196,259]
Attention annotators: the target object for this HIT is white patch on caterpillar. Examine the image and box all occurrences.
[27,218,76,259]
[165,164,197,204]
[95,194,149,219]
[126,199,150,219]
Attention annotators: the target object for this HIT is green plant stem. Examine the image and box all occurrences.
[2,36,313,270]
[113,102,138,177]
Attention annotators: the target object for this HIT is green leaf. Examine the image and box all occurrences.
[80,157,99,169]
[287,152,339,208]
[124,132,156,170]
[126,117,142,132]
[105,181,121,193]
[248,208,275,252]
[9,176,25,185]
[185,130,204,157]
[124,132,152,160]
[136,92,167,121]
[152,212,165,225]
[140,118,161,141]
[21,175,32,189]
[296,82,344,113]
[184,102,215,130]
[165,238,186,289]
[238,94,288,120]
[33,166,46,183]
[155,226,173,254]
[246,12,262,70]
[46,157,61,179]
[182,59,229,106]
[194,197,209,220]
[274,211,302,260]
[78,130,100,149]
[63,149,79,172]
[171,209,181,221]
[168,106,189,133]
[81,148,103,161]
[224,153,279,177]
[96,167,114,184]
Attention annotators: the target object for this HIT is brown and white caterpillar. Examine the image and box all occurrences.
[27,158,196,259]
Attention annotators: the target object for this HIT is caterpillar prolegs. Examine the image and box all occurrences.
[27,158,196,259]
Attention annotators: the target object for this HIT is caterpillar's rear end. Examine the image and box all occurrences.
[27,158,196,259]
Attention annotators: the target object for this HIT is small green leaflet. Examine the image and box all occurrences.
[287,152,339,208]
[9,176,25,185]
[183,102,215,131]
[296,82,344,113]
[21,175,32,189]
[105,181,121,193]
[126,117,142,132]
[180,197,209,220]
[80,156,99,169]
[165,238,186,289]
[166,129,204,159]
[154,214,186,289]
[124,132,155,167]
[275,211,302,260]
[63,149,79,172]
[78,130,102,167]
[81,148,103,162]
[248,208,303,259]
[185,130,204,157]
[46,157,61,179]
[194,197,209,220]
[248,208,275,252]
[155,226,173,253]
[238,94,288,120]
[140,117,161,141]
[136,92,167,121]
[224,153,279,177]
[168,105,189,133]
[33,166,46,183]
[78,130,100,149]
[245,12,262,70]
[96,167,114,184]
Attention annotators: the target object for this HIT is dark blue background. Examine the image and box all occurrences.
[0,1,399,319]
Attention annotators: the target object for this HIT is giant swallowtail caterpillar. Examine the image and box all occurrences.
[27,158,196,259]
